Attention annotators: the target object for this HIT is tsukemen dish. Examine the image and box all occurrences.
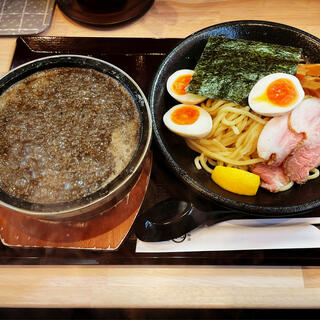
[150,20,320,216]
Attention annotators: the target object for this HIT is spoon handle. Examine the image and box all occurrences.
[204,210,247,226]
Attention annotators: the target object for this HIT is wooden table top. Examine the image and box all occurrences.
[1,0,320,310]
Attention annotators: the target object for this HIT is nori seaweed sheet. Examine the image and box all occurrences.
[187,36,302,106]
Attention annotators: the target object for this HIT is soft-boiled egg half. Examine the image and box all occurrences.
[163,104,212,139]
[248,73,305,117]
[166,69,207,104]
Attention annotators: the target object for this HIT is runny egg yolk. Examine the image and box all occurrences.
[170,106,199,125]
[248,73,305,117]
[266,78,298,107]
[171,74,192,95]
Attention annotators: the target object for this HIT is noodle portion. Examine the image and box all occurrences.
[186,99,268,174]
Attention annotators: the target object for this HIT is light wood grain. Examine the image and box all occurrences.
[1,0,320,309]
[1,265,320,308]
[47,0,320,39]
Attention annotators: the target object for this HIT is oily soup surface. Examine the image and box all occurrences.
[0,67,140,203]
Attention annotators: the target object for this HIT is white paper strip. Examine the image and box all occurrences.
[135,217,320,253]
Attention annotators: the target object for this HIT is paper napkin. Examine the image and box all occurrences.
[136,217,320,252]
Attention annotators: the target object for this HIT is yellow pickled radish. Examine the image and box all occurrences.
[211,166,260,196]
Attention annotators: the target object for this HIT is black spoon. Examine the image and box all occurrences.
[134,198,246,242]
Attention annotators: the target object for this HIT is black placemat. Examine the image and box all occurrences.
[1,36,320,266]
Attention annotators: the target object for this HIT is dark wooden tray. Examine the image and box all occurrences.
[1,36,320,266]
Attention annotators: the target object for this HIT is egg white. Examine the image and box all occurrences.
[248,73,305,117]
[163,104,212,139]
[166,69,207,104]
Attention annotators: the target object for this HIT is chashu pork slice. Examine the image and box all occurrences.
[257,113,304,167]
[251,163,291,193]
[285,97,320,184]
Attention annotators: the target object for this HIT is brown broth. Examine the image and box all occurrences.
[0,67,140,203]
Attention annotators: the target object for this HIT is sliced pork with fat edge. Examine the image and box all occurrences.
[285,97,320,183]
[257,113,304,166]
[251,163,291,193]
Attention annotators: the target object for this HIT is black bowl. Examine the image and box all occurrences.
[150,20,320,216]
